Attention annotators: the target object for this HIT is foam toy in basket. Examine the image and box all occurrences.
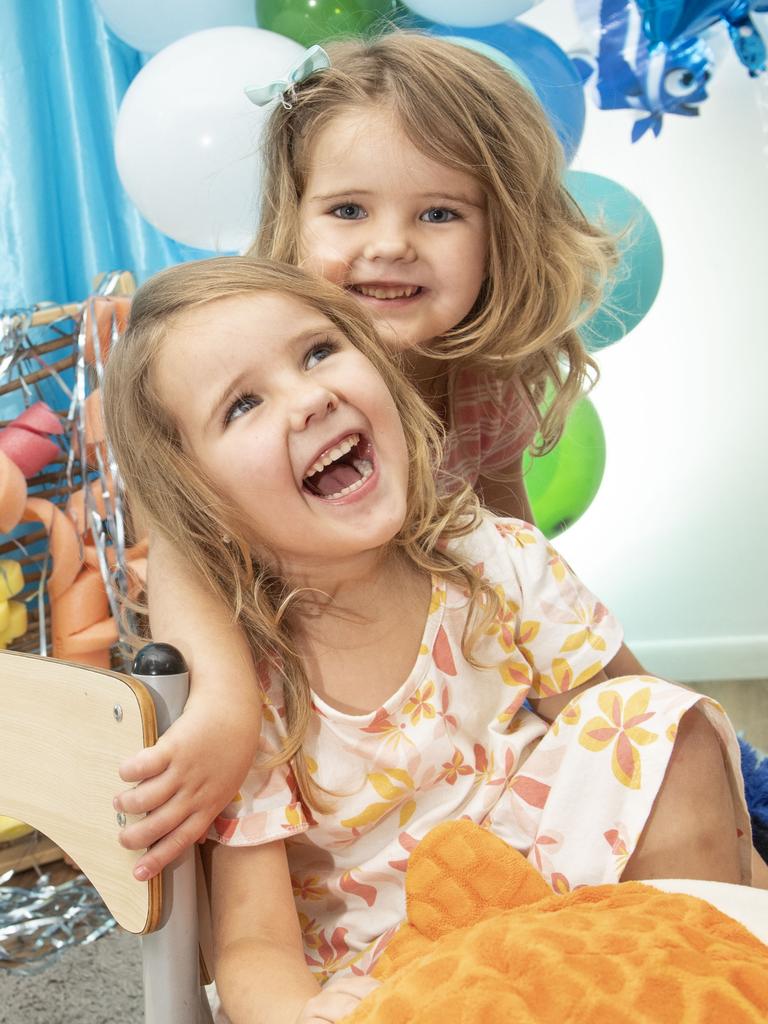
[0,288,138,671]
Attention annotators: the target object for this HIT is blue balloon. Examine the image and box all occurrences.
[405,17,586,162]
[567,171,664,350]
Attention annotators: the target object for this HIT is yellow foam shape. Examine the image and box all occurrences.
[0,600,27,645]
[0,814,34,843]
[0,600,9,634]
[0,560,23,600]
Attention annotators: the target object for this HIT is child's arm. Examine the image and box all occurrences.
[210,839,379,1023]
[115,533,262,880]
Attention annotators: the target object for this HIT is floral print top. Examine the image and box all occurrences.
[209,516,623,979]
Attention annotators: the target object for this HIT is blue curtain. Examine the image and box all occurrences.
[0,0,208,311]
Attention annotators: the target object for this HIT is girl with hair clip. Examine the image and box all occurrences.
[116,31,760,883]
[104,256,752,1024]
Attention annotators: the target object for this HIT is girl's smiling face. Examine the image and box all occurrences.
[298,106,489,355]
[153,291,410,577]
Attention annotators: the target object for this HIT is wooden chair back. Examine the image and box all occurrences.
[0,649,161,934]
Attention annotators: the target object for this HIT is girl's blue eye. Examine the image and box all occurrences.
[306,342,336,369]
[421,207,459,223]
[331,203,365,220]
[224,393,260,426]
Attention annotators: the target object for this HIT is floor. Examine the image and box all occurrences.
[0,927,143,1024]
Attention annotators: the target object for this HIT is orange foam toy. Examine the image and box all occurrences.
[344,820,768,1024]
[84,389,104,448]
[82,296,131,365]
[62,478,148,667]
[65,476,117,537]
[21,498,81,601]
[52,565,118,669]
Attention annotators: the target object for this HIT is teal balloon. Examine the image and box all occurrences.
[523,395,606,539]
[567,171,664,351]
[256,0,399,47]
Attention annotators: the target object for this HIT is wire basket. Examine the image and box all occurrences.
[0,272,140,671]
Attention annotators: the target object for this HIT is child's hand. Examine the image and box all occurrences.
[114,695,260,880]
[296,975,380,1024]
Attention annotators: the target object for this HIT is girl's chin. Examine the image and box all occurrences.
[313,505,406,553]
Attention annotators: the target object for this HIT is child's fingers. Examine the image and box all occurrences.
[117,800,213,878]
[114,772,178,816]
[119,743,171,783]
[130,813,214,881]
[118,794,193,851]
[302,976,379,1022]
[324,976,379,1000]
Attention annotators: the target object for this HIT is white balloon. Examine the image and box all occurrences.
[404,0,536,28]
[97,0,258,55]
[115,27,305,252]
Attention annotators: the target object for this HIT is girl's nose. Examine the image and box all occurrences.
[362,225,416,264]
[288,382,338,432]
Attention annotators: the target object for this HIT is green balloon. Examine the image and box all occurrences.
[523,395,606,540]
[567,171,664,352]
[256,0,399,47]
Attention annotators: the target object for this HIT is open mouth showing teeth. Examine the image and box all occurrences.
[302,433,374,499]
[350,285,422,300]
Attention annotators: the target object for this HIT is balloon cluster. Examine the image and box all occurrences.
[101,1,664,537]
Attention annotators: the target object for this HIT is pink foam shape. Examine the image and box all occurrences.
[0,426,61,478]
[13,401,63,436]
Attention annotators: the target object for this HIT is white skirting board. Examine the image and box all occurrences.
[629,636,768,684]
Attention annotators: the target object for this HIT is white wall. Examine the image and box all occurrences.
[522,3,768,681]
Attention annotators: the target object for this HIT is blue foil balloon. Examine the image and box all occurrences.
[637,0,768,75]
[573,0,767,141]
[567,171,664,350]
[573,0,715,140]
[406,16,586,162]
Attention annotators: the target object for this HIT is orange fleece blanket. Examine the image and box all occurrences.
[345,820,768,1023]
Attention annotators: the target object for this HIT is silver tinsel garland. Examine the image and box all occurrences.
[0,859,116,974]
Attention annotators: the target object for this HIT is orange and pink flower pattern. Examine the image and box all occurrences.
[210,517,750,983]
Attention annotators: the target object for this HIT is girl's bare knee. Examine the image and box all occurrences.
[667,707,728,794]
[622,705,742,883]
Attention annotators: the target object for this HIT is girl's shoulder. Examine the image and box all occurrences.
[444,512,545,588]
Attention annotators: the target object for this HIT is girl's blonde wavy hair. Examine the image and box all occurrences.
[103,256,497,810]
[252,30,617,453]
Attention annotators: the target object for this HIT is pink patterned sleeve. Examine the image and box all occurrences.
[470,374,537,476]
[494,519,624,698]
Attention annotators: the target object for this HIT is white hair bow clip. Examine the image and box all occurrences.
[245,44,331,109]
